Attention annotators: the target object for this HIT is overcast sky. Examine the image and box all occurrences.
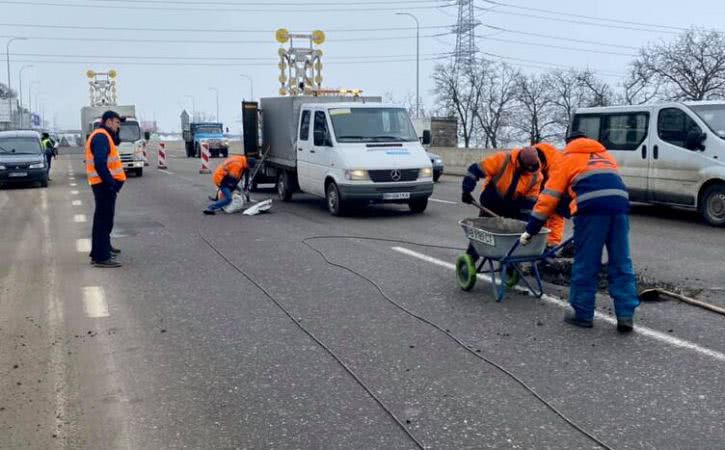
[2,0,724,131]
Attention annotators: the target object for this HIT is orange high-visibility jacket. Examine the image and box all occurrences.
[534,142,565,245]
[85,128,127,185]
[526,138,629,236]
[213,155,249,187]
[467,149,541,202]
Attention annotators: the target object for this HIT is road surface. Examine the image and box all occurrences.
[1,146,723,449]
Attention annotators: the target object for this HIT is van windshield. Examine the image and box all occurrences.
[329,107,418,143]
[689,104,725,139]
[119,122,141,142]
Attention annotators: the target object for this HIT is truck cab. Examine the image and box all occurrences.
[185,123,229,158]
[254,97,434,216]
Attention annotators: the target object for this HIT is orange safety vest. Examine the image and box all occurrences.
[480,149,541,202]
[213,155,249,187]
[85,128,127,185]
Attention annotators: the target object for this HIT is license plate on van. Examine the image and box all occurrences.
[9,172,28,178]
[383,192,410,200]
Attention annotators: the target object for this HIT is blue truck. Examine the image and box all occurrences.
[181,114,230,158]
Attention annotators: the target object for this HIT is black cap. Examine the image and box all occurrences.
[101,110,126,123]
[565,131,588,143]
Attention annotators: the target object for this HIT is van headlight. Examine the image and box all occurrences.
[29,162,46,169]
[420,167,433,178]
[344,169,369,181]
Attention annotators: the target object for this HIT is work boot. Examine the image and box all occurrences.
[111,246,121,255]
[93,259,122,268]
[563,310,593,329]
[617,317,634,333]
[203,209,216,215]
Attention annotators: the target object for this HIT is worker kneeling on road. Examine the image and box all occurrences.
[520,133,640,333]
[461,147,542,259]
[203,154,255,215]
[533,142,568,249]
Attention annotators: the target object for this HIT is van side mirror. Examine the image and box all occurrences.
[422,129,432,146]
[314,129,332,147]
[685,129,707,151]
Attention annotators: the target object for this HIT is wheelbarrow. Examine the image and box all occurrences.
[456,216,573,301]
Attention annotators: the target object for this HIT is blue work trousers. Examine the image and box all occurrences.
[208,186,233,211]
[570,214,640,321]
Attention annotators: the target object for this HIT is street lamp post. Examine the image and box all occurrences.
[209,87,219,122]
[18,65,33,128]
[395,13,420,118]
[6,37,28,127]
[29,81,40,128]
[239,74,254,101]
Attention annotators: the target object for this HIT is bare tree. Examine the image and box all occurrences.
[545,69,589,136]
[433,61,480,148]
[383,91,426,117]
[513,73,559,144]
[472,59,520,149]
[0,83,16,100]
[577,69,614,107]
[636,28,725,101]
[619,61,661,105]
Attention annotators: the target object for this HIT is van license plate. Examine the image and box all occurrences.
[9,172,28,178]
[383,192,410,200]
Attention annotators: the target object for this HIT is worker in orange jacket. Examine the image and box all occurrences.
[520,133,640,332]
[203,155,255,215]
[533,142,566,248]
[461,147,542,259]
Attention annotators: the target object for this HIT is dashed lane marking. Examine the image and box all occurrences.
[392,246,725,363]
[76,238,91,253]
[430,198,457,205]
[72,200,82,206]
[71,190,79,195]
[70,182,77,187]
[158,169,175,175]
[74,214,87,223]
[82,286,109,318]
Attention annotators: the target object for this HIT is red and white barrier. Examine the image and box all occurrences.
[199,142,211,174]
[158,142,168,169]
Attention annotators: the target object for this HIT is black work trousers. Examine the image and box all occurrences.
[90,183,117,262]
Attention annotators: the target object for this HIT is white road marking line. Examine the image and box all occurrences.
[70,190,79,195]
[430,198,457,205]
[72,200,82,206]
[82,286,110,318]
[74,214,87,223]
[69,182,77,187]
[76,238,91,253]
[392,246,725,363]
[158,169,175,175]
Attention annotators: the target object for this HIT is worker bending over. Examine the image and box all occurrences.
[203,155,255,215]
[520,132,640,332]
[461,147,541,259]
[533,142,567,248]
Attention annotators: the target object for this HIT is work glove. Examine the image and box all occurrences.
[461,191,474,204]
[519,232,532,246]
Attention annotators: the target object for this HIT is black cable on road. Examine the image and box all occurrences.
[198,233,427,450]
[302,235,614,450]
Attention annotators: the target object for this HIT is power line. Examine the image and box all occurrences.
[0,21,451,34]
[480,0,687,32]
[0,0,447,13]
[481,51,626,78]
[482,36,636,57]
[481,24,640,50]
[74,0,444,5]
[474,5,680,35]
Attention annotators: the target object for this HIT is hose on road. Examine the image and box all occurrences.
[302,235,613,450]
[199,233,428,450]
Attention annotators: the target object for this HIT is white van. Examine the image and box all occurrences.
[252,97,435,215]
[572,102,725,226]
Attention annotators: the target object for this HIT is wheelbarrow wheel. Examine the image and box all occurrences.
[456,254,477,291]
[504,264,520,288]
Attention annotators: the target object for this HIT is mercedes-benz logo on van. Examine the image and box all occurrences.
[390,169,402,181]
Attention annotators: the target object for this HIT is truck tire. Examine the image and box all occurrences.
[222,149,229,158]
[194,144,201,158]
[701,184,725,227]
[409,198,428,213]
[326,182,346,216]
[40,176,49,188]
[135,168,144,177]
[276,171,293,202]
